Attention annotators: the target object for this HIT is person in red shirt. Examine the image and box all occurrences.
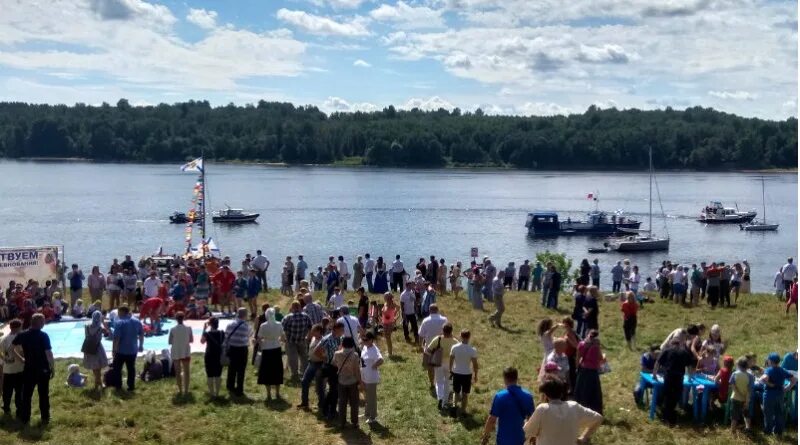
[715,355,734,404]
[140,297,165,334]
[40,303,55,322]
[213,264,236,316]
[786,277,798,314]
[621,291,639,350]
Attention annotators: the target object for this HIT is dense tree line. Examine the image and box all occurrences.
[0,99,795,169]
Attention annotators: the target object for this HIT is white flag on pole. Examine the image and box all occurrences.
[180,157,203,172]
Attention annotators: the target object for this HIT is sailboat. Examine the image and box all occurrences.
[740,177,779,231]
[606,148,670,252]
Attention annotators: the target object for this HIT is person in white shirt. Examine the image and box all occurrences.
[418,305,448,388]
[629,266,640,294]
[523,376,602,445]
[781,257,798,299]
[251,250,270,291]
[364,253,376,293]
[0,319,23,415]
[449,329,479,416]
[399,284,419,344]
[360,332,384,423]
[391,255,405,292]
[143,271,161,299]
[336,306,364,347]
[775,268,786,298]
[337,256,350,291]
[168,312,194,395]
[328,288,345,310]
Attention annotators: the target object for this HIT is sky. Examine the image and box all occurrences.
[0,0,796,119]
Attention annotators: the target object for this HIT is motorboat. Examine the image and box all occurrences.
[169,211,202,224]
[607,147,669,252]
[212,207,259,223]
[740,177,779,232]
[526,210,640,237]
[698,201,756,224]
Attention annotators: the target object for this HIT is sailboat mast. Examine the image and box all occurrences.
[761,176,766,223]
[201,151,206,240]
[648,148,653,234]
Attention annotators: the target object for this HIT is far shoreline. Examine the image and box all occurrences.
[6,156,798,174]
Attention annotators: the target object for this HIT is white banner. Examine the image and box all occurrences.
[0,246,61,287]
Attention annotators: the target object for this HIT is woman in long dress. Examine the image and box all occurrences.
[200,316,224,397]
[82,311,109,390]
[373,257,389,294]
[257,308,285,400]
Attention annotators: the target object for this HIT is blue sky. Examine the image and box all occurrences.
[0,0,796,119]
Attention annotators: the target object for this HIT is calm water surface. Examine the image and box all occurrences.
[0,160,796,292]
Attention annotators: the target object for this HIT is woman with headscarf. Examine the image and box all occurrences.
[82,311,109,390]
[257,308,285,400]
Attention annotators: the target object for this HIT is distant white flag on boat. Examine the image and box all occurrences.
[180,158,203,172]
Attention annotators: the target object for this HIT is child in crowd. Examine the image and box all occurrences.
[730,356,754,433]
[621,291,638,350]
[545,338,570,383]
[72,299,85,318]
[715,355,734,405]
[141,351,164,382]
[53,292,64,318]
[41,302,55,322]
[745,353,763,376]
[0,294,8,320]
[697,345,719,376]
[87,300,102,317]
[633,345,660,406]
[311,267,324,292]
[368,300,381,335]
[66,364,87,388]
[233,271,247,308]
[759,352,797,435]
[643,277,657,292]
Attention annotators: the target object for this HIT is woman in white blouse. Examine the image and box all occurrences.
[168,311,194,395]
[256,308,285,400]
[524,376,602,445]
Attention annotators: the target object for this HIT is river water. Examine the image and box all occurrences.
[0,160,795,292]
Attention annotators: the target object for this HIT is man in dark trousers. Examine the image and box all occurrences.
[1,319,24,416]
[12,314,54,425]
[112,306,144,391]
[652,338,697,426]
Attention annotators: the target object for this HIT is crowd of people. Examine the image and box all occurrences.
[0,250,796,444]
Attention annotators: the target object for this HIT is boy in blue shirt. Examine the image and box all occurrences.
[481,367,534,445]
[759,352,797,435]
[633,345,660,405]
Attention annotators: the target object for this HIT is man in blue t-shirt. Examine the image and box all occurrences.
[781,351,798,372]
[760,352,797,435]
[481,367,535,445]
[112,306,144,391]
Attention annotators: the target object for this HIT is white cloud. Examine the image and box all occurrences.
[0,1,307,91]
[401,96,453,110]
[353,59,372,67]
[708,90,757,100]
[370,1,445,29]
[322,96,378,112]
[186,8,218,30]
[276,9,370,37]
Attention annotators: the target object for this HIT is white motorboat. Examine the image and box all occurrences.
[698,201,757,224]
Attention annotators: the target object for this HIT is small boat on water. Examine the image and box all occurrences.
[607,147,669,252]
[526,209,640,237]
[698,201,756,224]
[212,207,259,223]
[741,177,779,232]
[169,211,203,224]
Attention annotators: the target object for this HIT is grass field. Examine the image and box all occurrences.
[0,290,796,445]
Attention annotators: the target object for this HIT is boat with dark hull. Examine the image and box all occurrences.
[698,201,756,224]
[212,207,259,223]
[169,211,203,224]
[526,211,640,237]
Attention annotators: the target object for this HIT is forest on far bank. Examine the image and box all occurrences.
[0,100,796,170]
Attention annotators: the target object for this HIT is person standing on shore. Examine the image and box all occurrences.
[547,266,561,310]
[364,253,375,293]
[282,301,312,381]
[252,250,270,292]
[518,260,531,291]
[67,264,85,308]
[391,255,405,292]
[591,259,601,288]
[296,255,308,291]
[352,256,364,290]
[337,256,349,291]
[780,258,798,300]
[489,271,506,328]
[1,319,23,416]
[400,283,420,344]
[449,329,479,417]
[360,332,384,424]
[483,259,497,302]
[610,261,623,294]
[87,266,106,307]
[532,262,543,293]
[12,314,54,425]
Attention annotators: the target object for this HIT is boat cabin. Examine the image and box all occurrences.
[526,212,559,230]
